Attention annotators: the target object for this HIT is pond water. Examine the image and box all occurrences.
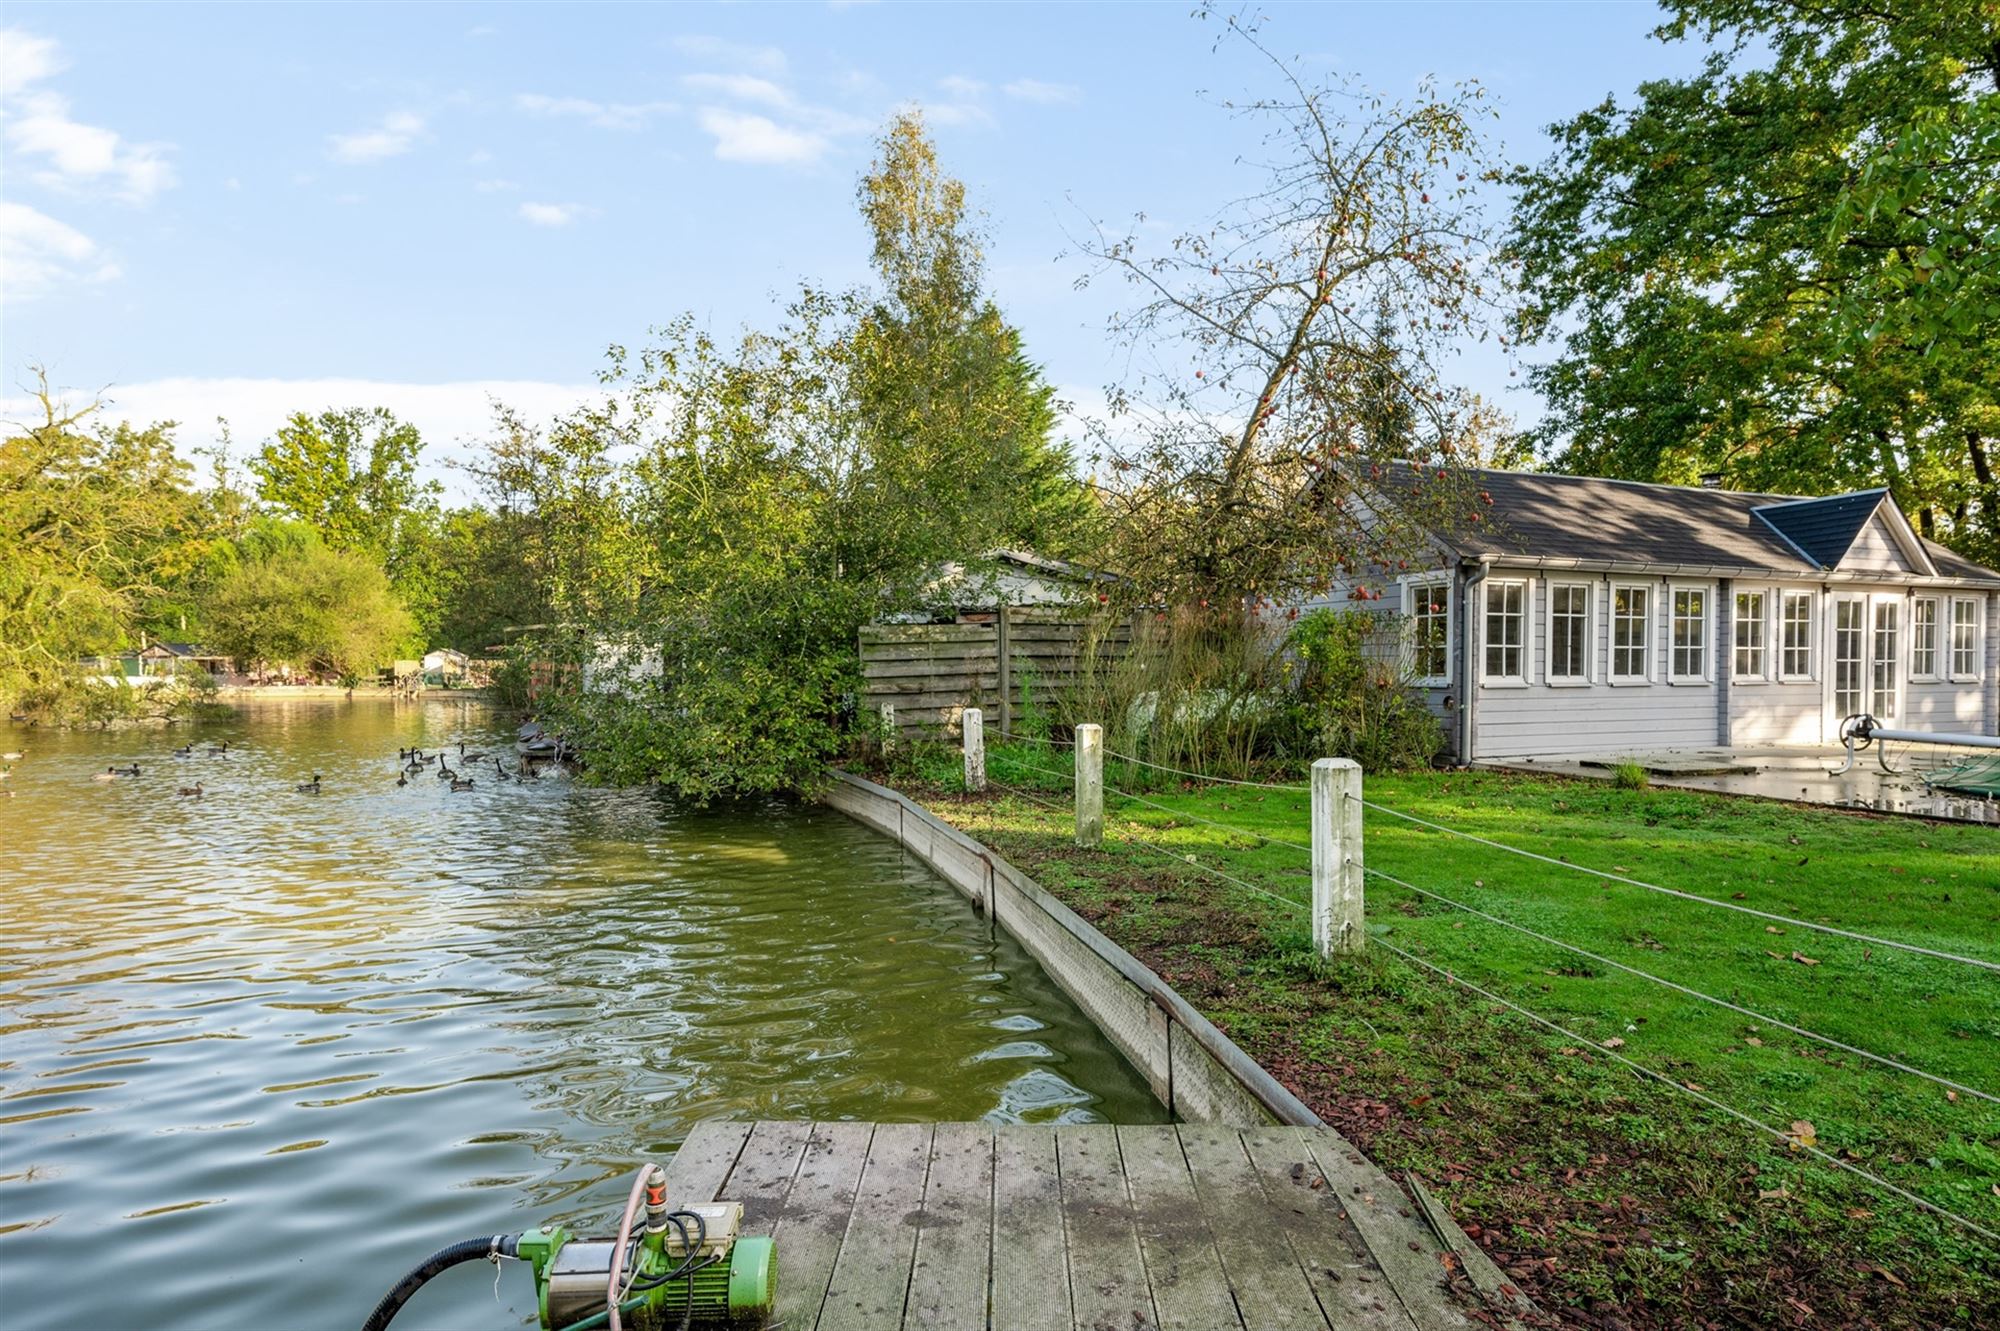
[0,700,1161,1331]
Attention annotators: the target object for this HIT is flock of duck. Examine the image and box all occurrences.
[0,738,548,800]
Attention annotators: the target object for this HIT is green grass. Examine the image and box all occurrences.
[889,743,2000,1328]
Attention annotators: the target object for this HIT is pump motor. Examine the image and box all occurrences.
[360,1164,776,1331]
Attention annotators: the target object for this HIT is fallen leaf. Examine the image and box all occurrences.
[1745,1036,1764,1047]
[1765,925,1784,934]
[1787,1120,1818,1150]
[1603,1037,1626,1050]
[1791,951,1820,967]
[1947,1090,1959,1103]
[1846,1207,1873,1219]
[1759,1186,1790,1201]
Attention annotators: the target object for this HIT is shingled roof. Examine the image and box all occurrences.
[1394,467,2000,585]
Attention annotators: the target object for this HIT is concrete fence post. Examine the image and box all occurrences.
[962,707,986,792]
[1074,723,1104,849]
[1311,757,1364,956]
[879,703,896,756]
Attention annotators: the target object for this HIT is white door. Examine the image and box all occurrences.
[1828,593,1901,728]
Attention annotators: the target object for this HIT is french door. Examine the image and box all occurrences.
[1829,593,1900,729]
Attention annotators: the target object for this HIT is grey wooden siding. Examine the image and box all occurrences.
[1726,580,1827,746]
[1471,569,1716,760]
[1841,514,1919,574]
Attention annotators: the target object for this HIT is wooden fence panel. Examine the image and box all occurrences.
[858,609,1137,737]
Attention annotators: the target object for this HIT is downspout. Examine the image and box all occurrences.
[1988,591,1999,736]
[1461,558,1491,764]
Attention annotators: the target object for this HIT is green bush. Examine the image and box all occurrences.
[1285,608,1443,773]
[1612,760,1650,791]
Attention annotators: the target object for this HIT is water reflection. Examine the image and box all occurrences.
[0,700,1161,1331]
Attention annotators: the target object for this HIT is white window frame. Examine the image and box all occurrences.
[1608,582,1652,684]
[1732,588,1770,684]
[1870,597,1902,721]
[1544,581,1593,686]
[1779,590,1816,682]
[1480,577,1532,687]
[1401,577,1453,688]
[1668,583,1711,684]
[1949,596,1984,682]
[1910,596,1940,682]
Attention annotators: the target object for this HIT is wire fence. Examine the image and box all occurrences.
[976,733,2000,1245]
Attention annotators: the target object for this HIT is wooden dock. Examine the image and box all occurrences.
[665,1119,1497,1331]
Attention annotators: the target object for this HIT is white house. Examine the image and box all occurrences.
[1325,469,2000,764]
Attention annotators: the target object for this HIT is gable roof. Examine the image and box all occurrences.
[1391,467,2000,585]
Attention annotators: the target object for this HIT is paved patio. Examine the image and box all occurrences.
[1484,744,2000,824]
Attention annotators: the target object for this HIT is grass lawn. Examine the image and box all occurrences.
[879,741,2000,1330]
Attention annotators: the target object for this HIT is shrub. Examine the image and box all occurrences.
[1286,608,1443,773]
[1612,760,1650,791]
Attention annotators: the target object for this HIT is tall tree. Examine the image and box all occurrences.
[1075,16,1510,611]
[855,111,1097,562]
[1511,0,2000,562]
[203,522,411,679]
[0,373,209,696]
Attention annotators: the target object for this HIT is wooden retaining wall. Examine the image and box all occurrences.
[859,607,1135,736]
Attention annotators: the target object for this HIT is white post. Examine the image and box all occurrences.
[1074,723,1103,849]
[1311,757,1364,956]
[962,707,986,792]
[879,703,896,756]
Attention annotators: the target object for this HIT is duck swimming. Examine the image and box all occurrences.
[449,776,475,791]
[177,782,203,798]
[295,774,321,794]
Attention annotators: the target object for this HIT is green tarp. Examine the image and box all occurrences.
[1926,754,2000,797]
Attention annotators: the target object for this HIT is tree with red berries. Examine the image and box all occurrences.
[1075,12,1515,616]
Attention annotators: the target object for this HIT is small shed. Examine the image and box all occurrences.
[138,642,231,678]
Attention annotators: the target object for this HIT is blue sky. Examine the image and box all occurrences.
[0,2,1704,493]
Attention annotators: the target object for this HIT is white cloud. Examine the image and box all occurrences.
[514,92,675,131]
[0,377,604,500]
[670,35,786,76]
[328,110,425,163]
[678,72,791,109]
[0,200,120,298]
[518,201,593,227]
[918,99,993,129]
[474,178,519,193]
[696,108,828,166]
[0,27,62,98]
[0,29,176,202]
[1003,78,1081,105]
[937,75,986,100]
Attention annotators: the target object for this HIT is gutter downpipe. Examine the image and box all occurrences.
[1462,557,1492,764]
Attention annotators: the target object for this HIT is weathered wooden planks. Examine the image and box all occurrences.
[663,1119,1468,1331]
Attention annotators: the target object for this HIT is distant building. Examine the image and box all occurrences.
[136,642,233,678]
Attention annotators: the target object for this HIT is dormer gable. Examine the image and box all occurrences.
[1752,490,1937,576]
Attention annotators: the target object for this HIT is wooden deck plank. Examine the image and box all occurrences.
[768,1121,874,1331]
[905,1121,995,1331]
[724,1120,814,1231]
[1238,1127,1420,1331]
[1056,1123,1159,1331]
[1173,1124,1332,1331]
[991,1126,1072,1331]
[817,1122,935,1331]
[663,1118,752,1202]
[1298,1129,1475,1331]
[1115,1125,1244,1331]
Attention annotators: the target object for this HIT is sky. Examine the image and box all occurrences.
[0,1,1708,496]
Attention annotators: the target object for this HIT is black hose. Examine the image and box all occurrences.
[361,1233,519,1331]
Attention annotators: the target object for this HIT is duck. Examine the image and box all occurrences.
[492,756,511,781]
[295,774,322,794]
[398,746,419,761]
[173,743,194,757]
[436,761,457,780]
[458,741,488,761]
[114,762,140,777]
[395,770,409,788]
[418,752,439,766]
[449,776,475,792]
[1,750,24,761]
[206,741,231,756]
[177,782,203,798]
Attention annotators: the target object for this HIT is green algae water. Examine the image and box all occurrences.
[0,700,1162,1331]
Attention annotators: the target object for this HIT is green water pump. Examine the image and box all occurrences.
[359,1164,777,1331]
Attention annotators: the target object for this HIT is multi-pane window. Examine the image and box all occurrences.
[1872,601,1900,720]
[1548,583,1590,682]
[1483,580,1526,682]
[1911,598,1939,679]
[1951,597,1981,679]
[1670,587,1707,681]
[1611,585,1650,681]
[1733,590,1766,680]
[1408,581,1450,684]
[1833,599,1865,717]
[1781,591,1814,679]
